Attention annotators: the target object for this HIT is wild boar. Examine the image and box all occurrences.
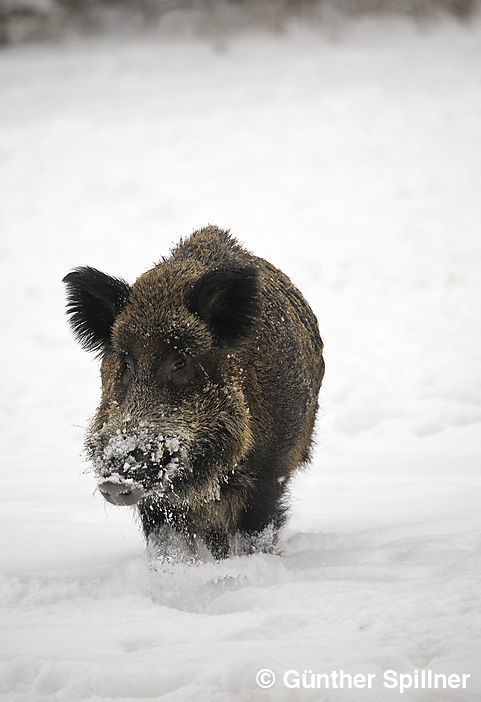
[63,226,324,558]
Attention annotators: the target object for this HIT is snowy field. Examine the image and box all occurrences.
[1,15,481,702]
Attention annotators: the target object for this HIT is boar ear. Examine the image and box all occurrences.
[190,266,260,344]
[63,267,131,353]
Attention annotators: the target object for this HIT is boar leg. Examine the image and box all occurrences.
[236,456,289,554]
[204,529,230,560]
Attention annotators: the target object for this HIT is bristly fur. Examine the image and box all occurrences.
[63,225,325,559]
[189,266,260,344]
[63,267,131,353]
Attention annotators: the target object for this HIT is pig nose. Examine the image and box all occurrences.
[98,480,143,506]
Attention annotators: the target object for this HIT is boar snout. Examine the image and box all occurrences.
[98,478,144,506]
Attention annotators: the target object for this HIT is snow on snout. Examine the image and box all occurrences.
[90,428,187,490]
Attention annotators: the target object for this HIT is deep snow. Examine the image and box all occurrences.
[1,15,481,702]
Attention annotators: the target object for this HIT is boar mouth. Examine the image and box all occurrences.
[88,427,189,502]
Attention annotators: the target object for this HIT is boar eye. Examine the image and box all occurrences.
[117,356,133,385]
[171,358,186,373]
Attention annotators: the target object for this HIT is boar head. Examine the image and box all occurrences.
[63,260,259,512]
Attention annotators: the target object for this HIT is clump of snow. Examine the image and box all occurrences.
[230,522,278,556]
[89,426,187,495]
[99,471,138,487]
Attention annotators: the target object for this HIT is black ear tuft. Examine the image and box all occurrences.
[63,267,131,353]
[190,266,260,344]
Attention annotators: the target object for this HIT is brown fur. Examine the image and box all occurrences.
[65,226,324,557]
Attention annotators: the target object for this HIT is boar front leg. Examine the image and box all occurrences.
[139,502,197,563]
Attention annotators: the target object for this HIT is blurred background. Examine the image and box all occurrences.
[0,0,479,45]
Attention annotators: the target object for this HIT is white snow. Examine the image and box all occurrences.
[90,428,184,488]
[1,15,481,702]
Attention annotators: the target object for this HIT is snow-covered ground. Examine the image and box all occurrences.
[1,15,481,701]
